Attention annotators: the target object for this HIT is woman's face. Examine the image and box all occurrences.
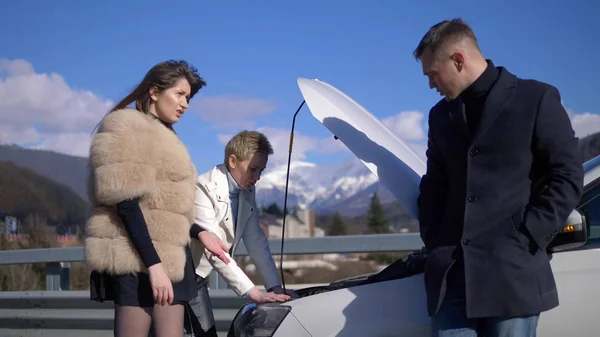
[149,78,191,124]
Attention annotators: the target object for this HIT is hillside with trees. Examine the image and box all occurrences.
[327,211,348,236]
[0,144,89,200]
[0,161,89,232]
[315,198,418,235]
[0,161,90,291]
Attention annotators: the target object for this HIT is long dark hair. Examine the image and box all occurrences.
[92,60,206,133]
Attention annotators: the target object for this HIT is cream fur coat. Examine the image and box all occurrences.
[84,108,197,282]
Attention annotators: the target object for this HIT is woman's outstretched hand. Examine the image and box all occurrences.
[198,231,230,264]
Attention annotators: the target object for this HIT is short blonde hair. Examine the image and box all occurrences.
[224,130,274,166]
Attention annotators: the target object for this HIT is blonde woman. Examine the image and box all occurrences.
[187,130,298,336]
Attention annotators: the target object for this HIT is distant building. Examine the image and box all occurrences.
[259,209,325,240]
[0,214,78,247]
[256,209,326,264]
[1,215,20,234]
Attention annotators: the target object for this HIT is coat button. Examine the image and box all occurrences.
[462,239,471,245]
[468,196,477,202]
[469,148,479,157]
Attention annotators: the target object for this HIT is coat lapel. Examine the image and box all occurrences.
[235,188,255,238]
[214,170,235,237]
[472,68,517,141]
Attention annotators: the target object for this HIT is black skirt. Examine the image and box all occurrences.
[90,245,197,308]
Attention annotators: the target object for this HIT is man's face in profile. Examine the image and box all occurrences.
[421,48,463,101]
[228,152,268,190]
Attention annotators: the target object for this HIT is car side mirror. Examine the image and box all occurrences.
[548,209,588,253]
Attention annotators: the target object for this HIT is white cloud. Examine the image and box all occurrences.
[0,59,35,77]
[216,133,232,145]
[381,110,426,141]
[0,59,281,158]
[0,58,112,156]
[33,132,93,157]
[260,127,320,164]
[217,127,320,166]
[316,135,350,155]
[192,95,277,130]
[0,125,41,144]
[568,110,600,139]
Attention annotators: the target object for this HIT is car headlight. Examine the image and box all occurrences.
[228,303,292,337]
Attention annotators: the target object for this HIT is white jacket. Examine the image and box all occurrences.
[190,164,281,296]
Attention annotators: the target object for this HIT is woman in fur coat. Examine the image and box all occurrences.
[85,60,230,337]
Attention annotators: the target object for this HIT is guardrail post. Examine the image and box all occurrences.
[45,262,70,291]
[46,262,61,291]
[60,262,70,290]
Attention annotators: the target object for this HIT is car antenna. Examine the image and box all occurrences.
[279,99,306,293]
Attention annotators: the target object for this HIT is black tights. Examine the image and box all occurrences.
[113,303,184,337]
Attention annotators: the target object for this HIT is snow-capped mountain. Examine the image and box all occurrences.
[255,157,396,216]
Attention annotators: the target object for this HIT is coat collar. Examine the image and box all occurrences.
[206,164,257,238]
[447,66,518,143]
[473,66,517,141]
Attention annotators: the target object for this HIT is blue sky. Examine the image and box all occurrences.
[0,0,598,174]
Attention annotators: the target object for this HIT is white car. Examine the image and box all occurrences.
[227,78,600,337]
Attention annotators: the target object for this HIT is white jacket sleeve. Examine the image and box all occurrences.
[193,184,255,296]
[242,212,282,291]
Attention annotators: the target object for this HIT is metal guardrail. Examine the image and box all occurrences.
[0,233,424,290]
[0,234,424,335]
[0,233,423,264]
[0,289,246,337]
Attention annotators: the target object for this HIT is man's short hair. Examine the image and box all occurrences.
[413,18,479,61]
[224,130,274,166]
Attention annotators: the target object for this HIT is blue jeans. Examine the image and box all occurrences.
[432,297,540,337]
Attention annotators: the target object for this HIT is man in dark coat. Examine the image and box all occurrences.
[414,18,584,336]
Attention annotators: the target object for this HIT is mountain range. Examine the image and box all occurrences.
[2,130,600,220]
[0,143,404,217]
[255,157,400,216]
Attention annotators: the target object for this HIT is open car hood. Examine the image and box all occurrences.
[297,77,426,218]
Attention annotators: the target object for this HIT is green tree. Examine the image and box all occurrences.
[264,203,283,217]
[366,192,389,234]
[0,220,7,251]
[0,234,6,252]
[328,211,347,236]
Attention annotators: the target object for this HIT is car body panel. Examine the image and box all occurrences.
[271,245,600,337]
[539,244,600,336]
[285,275,429,336]
[272,311,312,336]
